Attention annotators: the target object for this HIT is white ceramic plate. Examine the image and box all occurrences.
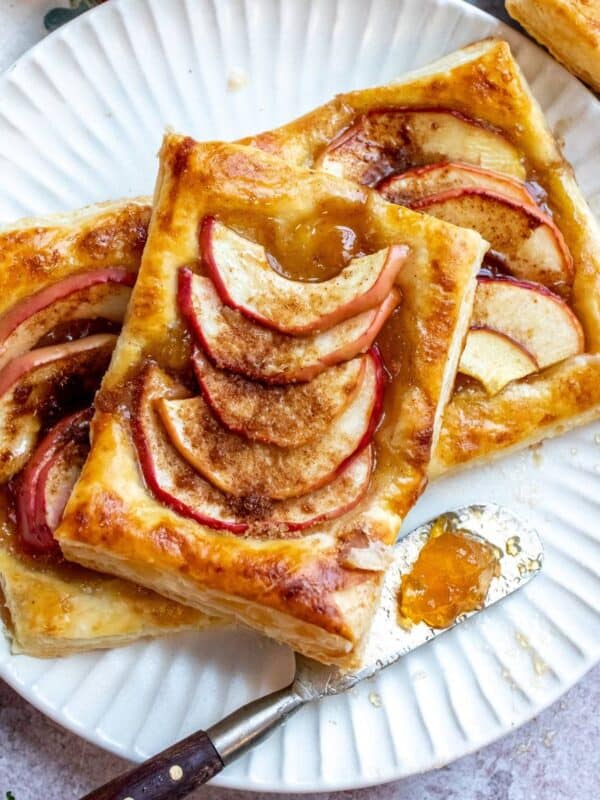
[0,0,599,792]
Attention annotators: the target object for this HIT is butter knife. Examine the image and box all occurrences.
[82,504,543,800]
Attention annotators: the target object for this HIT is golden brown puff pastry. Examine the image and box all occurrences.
[242,38,600,476]
[55,136,486,668]
[506,0,600,94]
[0,490,206,657]
[0,199,212,657]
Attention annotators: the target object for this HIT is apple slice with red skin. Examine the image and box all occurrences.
[15,408,92,556]
[458,326,538,395]
[193,350,365,447]
[0,268,134,372]
[317,108,526,186]
[378,162,537,208]
[473,277,584,369]
[201,217,407,335]
[133,364,373,534]
[179,269,399,383]
[0,334,116,482]
[410,188,573,291]
[157,348,384,500]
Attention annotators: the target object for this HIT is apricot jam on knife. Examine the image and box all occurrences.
[398,519,500,628]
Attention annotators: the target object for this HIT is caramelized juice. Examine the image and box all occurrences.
[34,318,121,347]
[398,519,500,628]
[217,196,378,281]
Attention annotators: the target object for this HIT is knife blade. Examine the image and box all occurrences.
[294,502,543,700]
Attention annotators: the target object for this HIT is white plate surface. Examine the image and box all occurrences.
[0,0,599,792]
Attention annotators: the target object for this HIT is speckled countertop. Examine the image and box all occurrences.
[0,1,598,798]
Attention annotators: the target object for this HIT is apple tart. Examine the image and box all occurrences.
[55,136,487,667]
[0,199,211,657]
[244,38,600,476]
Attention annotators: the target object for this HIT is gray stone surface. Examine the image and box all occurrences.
[0,1,598,798]
[466,0,516,25]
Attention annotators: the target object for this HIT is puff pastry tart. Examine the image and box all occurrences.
[56,137,486,668]
[244,38,600,476]
[0,199,210,657]
[506,0,600,94]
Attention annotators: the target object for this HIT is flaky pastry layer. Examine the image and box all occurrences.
[507,0,600,94]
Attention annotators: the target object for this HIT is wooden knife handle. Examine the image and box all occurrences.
[81,684,305,799]
[80,729,224,800]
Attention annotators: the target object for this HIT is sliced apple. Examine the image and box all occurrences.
[15,408,92,555]
[201,217,407,335]
[133,364,373,533]
[458,326,538,395]
[473,277,584,369]
[410,188,573,291]
[317,109,526,186]
[193,350,365,447]
[179,270,399,383]
[379,162,537,208]
[133,366,245,533]
[0,268,134,371]
[0,334,116,482]
[157,349,383,500]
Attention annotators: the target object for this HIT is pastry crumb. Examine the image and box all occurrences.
[227,68,248,92]
[515,738,532,755]
[368,691,382,708]
[542,729,556,748]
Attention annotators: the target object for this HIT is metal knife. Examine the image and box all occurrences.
[82,504,543,800]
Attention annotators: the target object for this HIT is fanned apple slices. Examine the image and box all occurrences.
[316,106,571,290]
[317,109,526,185]
[0,335,116,482]
[158,348,383,500]
[192,350,365,447]
[201,217,407,334]
[0,268,134,371]
[179,269,399,383]
[0,266,139,484]
[0,261,139,560]
[314,104,580,396]
[146,217,401,530]
[15,408,92,555]
[134,364,373,534]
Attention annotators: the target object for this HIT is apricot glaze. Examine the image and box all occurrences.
[217,197,379,282]
[398,519,500,629]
